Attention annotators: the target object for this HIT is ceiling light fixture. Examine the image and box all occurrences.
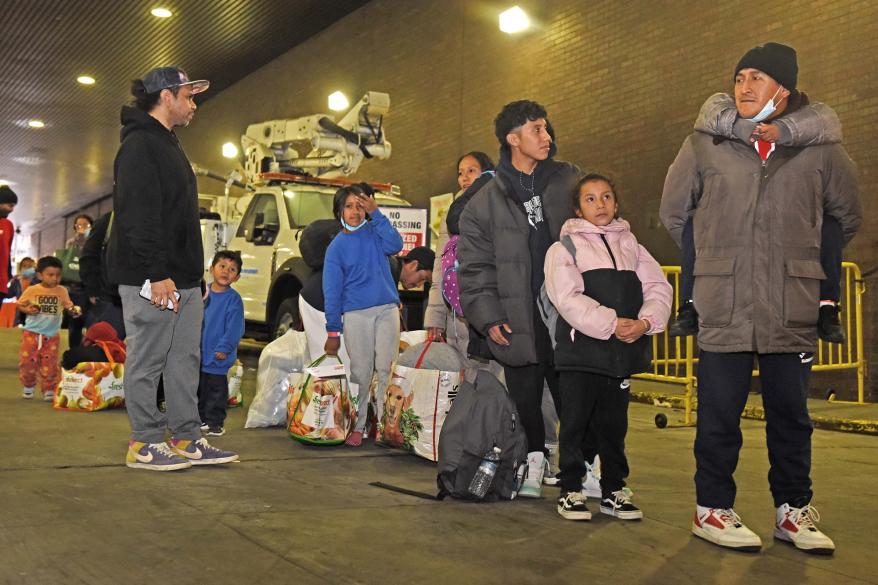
[77,75,96,85]
[151,7,173,18]
[28,119,45,128]
[328,91,349,112]
[222,142,239,159]
[499,6,530,34]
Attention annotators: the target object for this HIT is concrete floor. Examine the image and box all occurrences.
[2,328,877,585]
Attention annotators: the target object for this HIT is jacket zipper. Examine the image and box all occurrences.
[600,234,618,269]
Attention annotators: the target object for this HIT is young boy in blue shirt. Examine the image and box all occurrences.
[198,251,245,436]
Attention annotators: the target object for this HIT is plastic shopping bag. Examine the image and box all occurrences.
[53,362,125,412]
[246,331,307,428]
[287,355,355,445]
[378,341,463,461]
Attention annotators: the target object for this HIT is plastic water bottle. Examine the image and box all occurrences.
[227,360,244,407]
[468,446,502,498]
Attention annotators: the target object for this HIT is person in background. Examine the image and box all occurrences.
[79,210,126,338]
[424,152,496,376]
[323,184,403,447]
[0,185,17,299]
[63,213,94,347]
[198,251,245,437]
[17,256,81,400]
[389,246,434,291]
[62,321,126,370]
[1,257,35,328]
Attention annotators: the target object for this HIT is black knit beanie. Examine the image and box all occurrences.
[735,42,798,90]
[0,185,18,205]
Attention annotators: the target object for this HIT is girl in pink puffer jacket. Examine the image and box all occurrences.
[545,173,672,522]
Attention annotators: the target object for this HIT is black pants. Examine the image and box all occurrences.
[558,371,630,494]
[198,372,229,427]
[67,287,90,347]
[503,309,560,454]
[695,351,814,508]
[679,214,843,302]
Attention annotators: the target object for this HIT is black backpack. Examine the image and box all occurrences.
[436,371,528,501]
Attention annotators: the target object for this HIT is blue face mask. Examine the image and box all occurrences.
[341,218,366,232]
[22,268,36,278]
[83,228,91,238]
[747,86,783,123]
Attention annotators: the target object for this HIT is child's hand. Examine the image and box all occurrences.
[357,194,378,214]
[67,305,82,318]
[214,351,228,361]
[753,123,781,143]
[324,336,341,356]
[615,318,648,343]
[20,303,39,315]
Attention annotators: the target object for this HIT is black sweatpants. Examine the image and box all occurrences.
[198,371,229,427]
[679,214,843,302]
[558,371,630,494]
[503,309,561,454]
[695,351,814,508]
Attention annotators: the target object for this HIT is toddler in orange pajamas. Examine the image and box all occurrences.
[17,256,80,400]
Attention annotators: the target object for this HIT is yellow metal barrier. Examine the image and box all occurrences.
[633,262,867,423]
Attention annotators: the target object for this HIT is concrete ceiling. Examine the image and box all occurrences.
[0,0,368,231]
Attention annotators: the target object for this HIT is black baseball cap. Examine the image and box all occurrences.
[142,66,209,94]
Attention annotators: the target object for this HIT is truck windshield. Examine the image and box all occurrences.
[282,189,334,227]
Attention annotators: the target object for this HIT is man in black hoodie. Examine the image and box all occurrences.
[108,66,237,471]
[458,100,582,498]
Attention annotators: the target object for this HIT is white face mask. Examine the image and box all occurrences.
[747,86,783,123]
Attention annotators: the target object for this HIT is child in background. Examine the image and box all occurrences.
[17,256,81,400]
[545,174,672,521]
[323,184,403,447]
[1,257,35,327]
[198,251,245,437]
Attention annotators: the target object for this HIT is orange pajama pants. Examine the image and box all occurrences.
[19,331,61,393]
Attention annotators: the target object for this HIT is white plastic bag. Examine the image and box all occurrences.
[245,330,307,428]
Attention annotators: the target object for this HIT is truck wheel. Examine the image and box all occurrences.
[273,298,301,339]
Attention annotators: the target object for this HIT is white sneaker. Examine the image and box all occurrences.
[22,387,34,399]
[774,503,835,555]
[42,391,55,402]
[518,451,545,498]
[692,507,762,551]
[582,455,602,498]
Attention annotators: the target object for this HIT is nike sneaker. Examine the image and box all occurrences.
[126,440,191,471]
[170,437,238,465]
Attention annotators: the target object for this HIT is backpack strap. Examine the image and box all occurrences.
[560,235,576,261]
[103,211,114,246]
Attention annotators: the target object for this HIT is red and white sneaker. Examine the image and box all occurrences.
[692,506,762,552]
[774,503,835,555]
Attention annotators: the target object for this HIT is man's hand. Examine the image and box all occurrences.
[488,323,512,346]
[427,327,445,342]
[753,123,781,143]
[357,194,378,214]
[615,318,649,343]
[324,336,341,356]
[214,351,228,361]
[151,278,179,313]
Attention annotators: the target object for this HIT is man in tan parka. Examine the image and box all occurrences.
[661,43,861,555]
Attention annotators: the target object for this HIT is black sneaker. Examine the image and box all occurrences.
[600,489,643,520]
[557,490,591,521]
[206,425,225,437]
[817,305,845,344]
[669,302,698,337]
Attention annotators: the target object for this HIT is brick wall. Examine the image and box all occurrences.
[185,0,878,399]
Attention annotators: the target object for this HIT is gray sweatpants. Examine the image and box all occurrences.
[344,303,400,433]
[119,285,203,443]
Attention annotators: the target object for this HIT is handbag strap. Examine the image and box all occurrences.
[414,339,433,369]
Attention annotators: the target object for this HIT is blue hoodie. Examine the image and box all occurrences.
[322,209,403,333]
[201,286,245,374]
